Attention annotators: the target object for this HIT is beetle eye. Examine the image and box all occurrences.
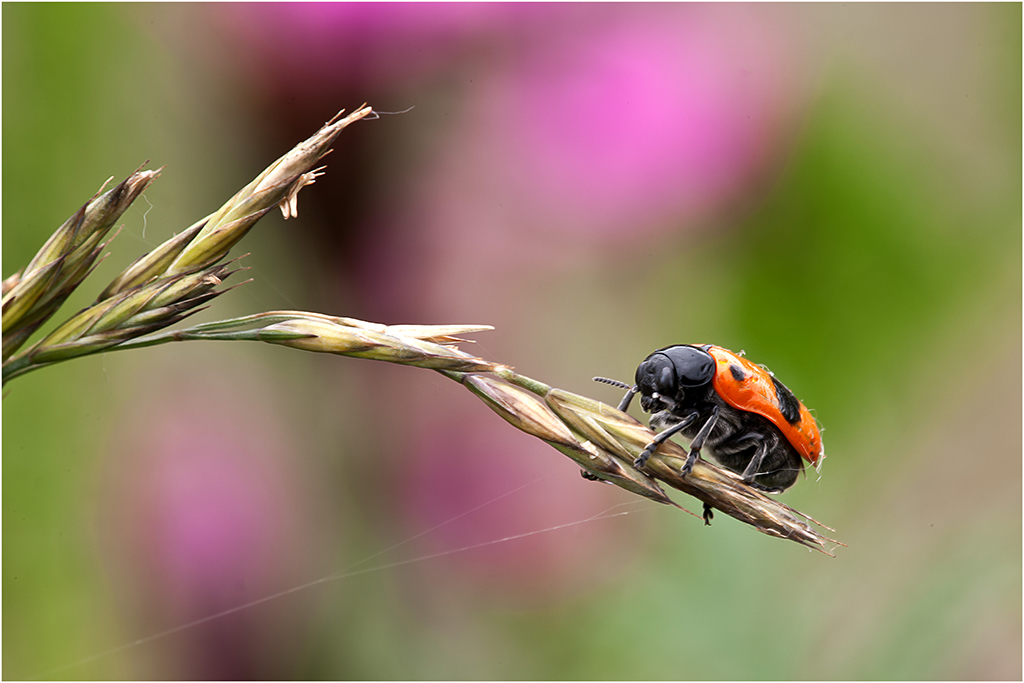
[655,366,676,396]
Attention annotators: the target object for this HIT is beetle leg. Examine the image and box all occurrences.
[580,470,602,482]
[680,405,721,476]
[592,377,637,412]
[616,385,639,412]
[702,502,714,526]
[634,411,699,469]
[737,434,769,482]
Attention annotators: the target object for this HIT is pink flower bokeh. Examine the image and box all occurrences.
[97,368,323,676]
[472,9,803,236]
[219,3,515,90]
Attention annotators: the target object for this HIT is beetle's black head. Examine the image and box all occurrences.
[634,345,715,413]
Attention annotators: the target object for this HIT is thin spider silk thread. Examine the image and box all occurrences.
[31,480,655,679]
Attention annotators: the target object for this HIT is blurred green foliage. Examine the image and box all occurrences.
[4,3,1020,680]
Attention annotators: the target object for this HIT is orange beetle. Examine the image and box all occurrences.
[598,344,823,494]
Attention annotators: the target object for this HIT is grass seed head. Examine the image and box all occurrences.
[22,168,159,277]
[99,220,207,300]
[2,168,159,357]
[257,316,497,372]
[462,373,580,447]
[12,264,232,373]
[166,106,374,276]
[2,271,23,297]
[1,257,66,334]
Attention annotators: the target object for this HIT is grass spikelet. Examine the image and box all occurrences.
[1,169,159,357]
[165,106,374,276]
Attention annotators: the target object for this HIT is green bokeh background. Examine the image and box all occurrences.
[4,4,1021,680]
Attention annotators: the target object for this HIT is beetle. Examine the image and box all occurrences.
[595,344,823,494]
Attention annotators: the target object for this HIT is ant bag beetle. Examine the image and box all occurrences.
[595,344,823,493]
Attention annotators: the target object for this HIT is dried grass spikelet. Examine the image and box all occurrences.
[460,373,682,508]
[165,106,374,277]
[3,265,238,380]
[258,314,498,372]
[1,168,160,359]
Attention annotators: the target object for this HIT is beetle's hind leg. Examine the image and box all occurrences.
[748,446,802,492]
[737,434,768,482]
[717,430,801,492]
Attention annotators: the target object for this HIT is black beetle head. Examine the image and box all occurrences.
[634,345,715,413]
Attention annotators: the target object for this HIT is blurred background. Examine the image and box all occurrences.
[3,3,1020,679]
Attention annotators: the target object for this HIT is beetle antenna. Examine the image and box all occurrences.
[593,376,632,390]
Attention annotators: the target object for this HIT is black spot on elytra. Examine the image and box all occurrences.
[771,375,802,424]
[729,364,747,382]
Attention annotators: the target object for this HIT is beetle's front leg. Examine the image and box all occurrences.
[634,411,699,469]
[616,385,639,412]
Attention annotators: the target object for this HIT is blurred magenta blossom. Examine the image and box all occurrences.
[220,3,515,89]
[99,372,318,675]
[469,10,805,236]
[112,405,305,611]
[139,428,287,611]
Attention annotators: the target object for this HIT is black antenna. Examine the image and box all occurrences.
[592,376,631,390]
